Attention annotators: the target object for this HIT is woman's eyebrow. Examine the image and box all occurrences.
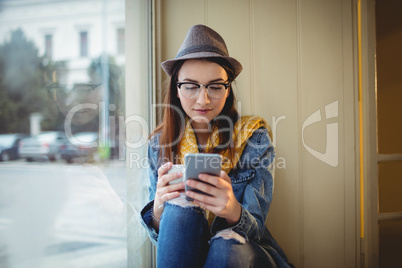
[182,78,226,83]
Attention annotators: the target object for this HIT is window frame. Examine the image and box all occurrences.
[125,0,155,267]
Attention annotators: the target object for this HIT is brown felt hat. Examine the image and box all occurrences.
[161,24,243,79]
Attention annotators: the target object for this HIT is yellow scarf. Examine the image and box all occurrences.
[177,115,272,227]
[177,115,272,171]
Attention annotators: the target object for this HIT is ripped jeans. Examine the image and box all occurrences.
[157,195,277,268]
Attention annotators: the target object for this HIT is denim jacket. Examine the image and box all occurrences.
[140,127,292,267]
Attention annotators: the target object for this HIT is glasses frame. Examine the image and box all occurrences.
[176,82,230,99]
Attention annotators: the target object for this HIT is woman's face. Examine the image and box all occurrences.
[177,59,230,130]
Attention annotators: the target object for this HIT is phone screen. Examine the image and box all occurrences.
[184,153,222,201]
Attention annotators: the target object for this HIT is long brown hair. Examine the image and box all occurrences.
[151,58,239,164]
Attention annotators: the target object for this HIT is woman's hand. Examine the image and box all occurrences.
[186,171,241,226]
[153,162,185,221]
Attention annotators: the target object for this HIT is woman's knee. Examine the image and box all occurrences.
[161,195,206,225]
[205,229,248,267]
[159,197,208,238]
[206,229,277,268]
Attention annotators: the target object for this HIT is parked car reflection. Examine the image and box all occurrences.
[18,131,69,162]
[0,134,29,161]
[61,132,99,163]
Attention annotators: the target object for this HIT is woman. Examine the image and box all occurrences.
[141,25,292,268]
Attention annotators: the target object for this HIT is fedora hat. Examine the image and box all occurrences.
[161,24,243,79]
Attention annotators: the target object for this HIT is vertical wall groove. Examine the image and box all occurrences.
[204,0,208,25]
[296,0,304,266]
[249,0,255,115]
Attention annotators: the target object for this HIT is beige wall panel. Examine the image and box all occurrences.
[299,0,349,267]
[206,0,252,114]
[159,0,206,84]
[252,0,301,266]
[157,0,357,267]
[340,0,357,265]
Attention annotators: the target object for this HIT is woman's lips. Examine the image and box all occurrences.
[194,109,212,115]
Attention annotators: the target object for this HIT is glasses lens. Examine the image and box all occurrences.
[179,83,199,98]
[207,84,226,98]
[178,83,228,98]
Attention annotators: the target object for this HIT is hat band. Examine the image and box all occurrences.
[175,44,228,59]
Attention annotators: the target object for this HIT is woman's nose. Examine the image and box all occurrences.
[196,87,210,105]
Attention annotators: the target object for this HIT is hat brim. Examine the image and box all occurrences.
[161,51,243,79]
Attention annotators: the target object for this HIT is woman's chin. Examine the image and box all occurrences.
[189,117,211,129]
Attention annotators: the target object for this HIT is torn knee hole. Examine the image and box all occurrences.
[212,229,246,244]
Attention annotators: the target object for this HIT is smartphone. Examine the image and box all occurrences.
[184,153,222,201]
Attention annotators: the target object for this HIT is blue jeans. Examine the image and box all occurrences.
[157,201,277,268]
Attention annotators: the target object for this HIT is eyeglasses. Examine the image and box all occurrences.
[176,82,230,99]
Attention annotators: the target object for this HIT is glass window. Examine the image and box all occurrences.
[376,0,402,154]
[379,219,402,268]
[0,0,144,266]
[378,161,402,213]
